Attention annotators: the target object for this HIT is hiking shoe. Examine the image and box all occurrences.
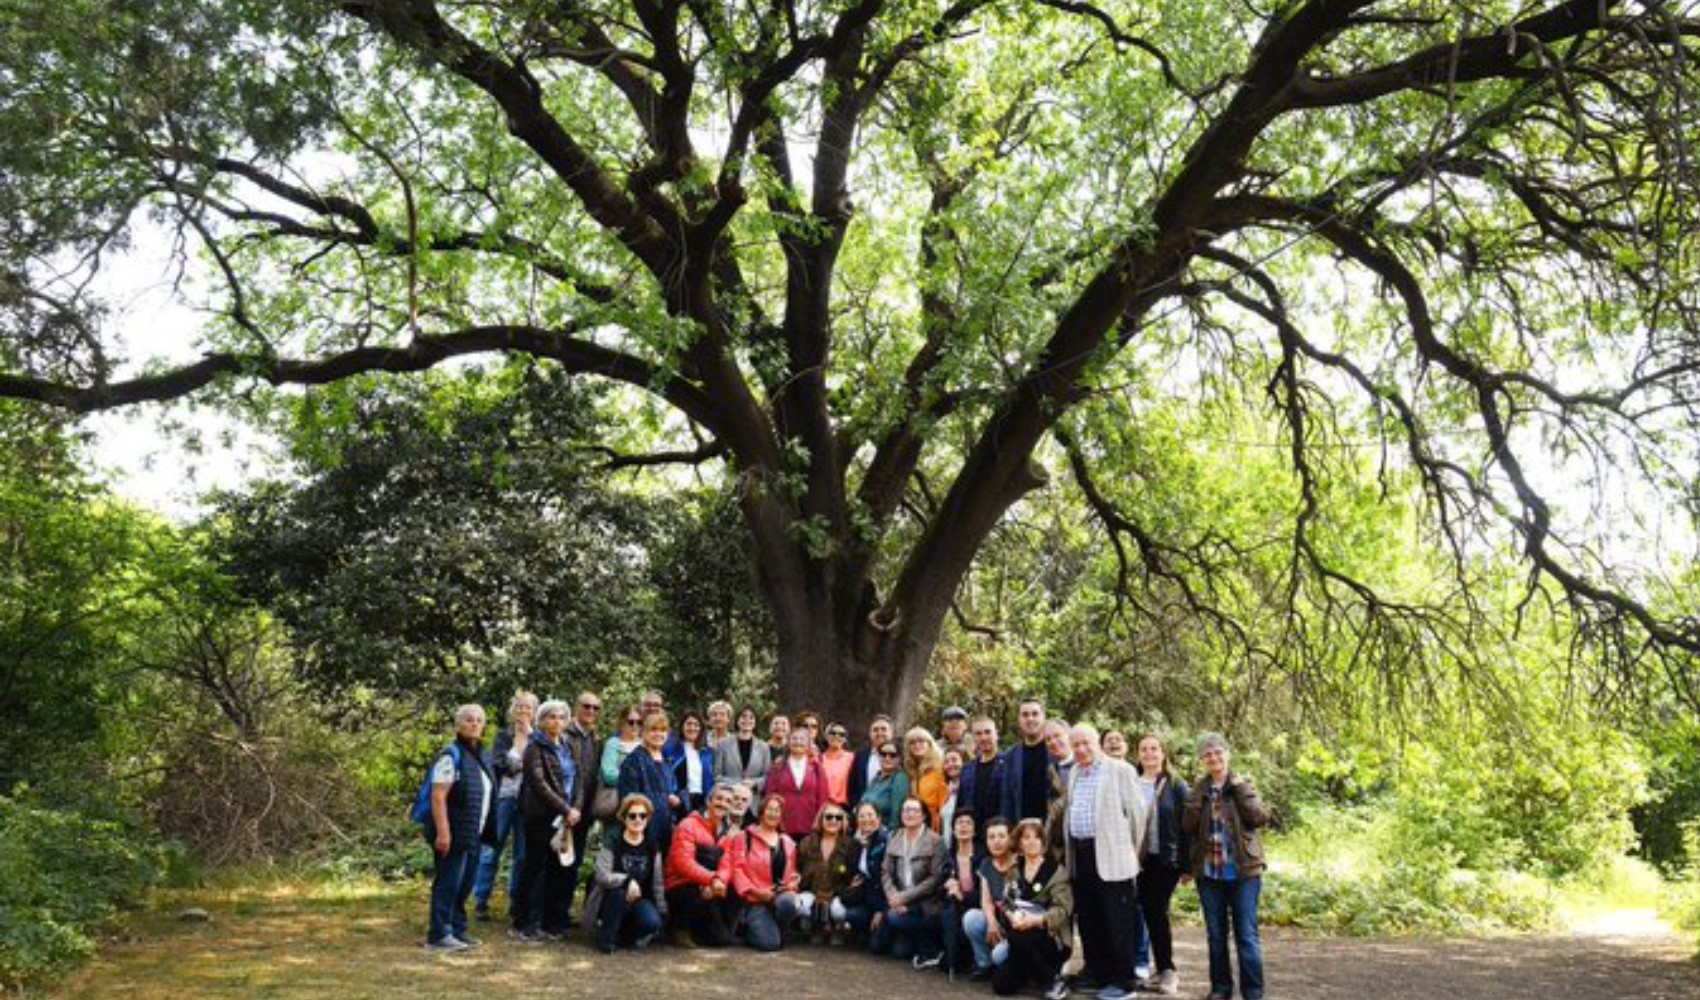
[423,937,468,953]
[1046,978,1072,1000]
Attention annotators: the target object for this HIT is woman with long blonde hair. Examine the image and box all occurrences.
[903,727,949,831]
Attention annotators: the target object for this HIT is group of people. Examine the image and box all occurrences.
[420,692,1270,1000]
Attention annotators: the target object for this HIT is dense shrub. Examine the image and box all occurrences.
[0,797,160,989]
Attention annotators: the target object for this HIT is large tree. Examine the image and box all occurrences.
[2,0,1698,723]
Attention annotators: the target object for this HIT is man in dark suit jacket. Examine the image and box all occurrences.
[847,714,895,806]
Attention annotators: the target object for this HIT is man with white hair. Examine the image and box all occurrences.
[1060,723,1147,1000]
[423,704,495,952]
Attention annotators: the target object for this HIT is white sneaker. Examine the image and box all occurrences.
[1155,970,1178,995]
[422,937,468,953]
[1045,979,1072,1000]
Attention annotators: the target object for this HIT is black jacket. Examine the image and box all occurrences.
[521,735,578,821]
[1143,774,1191,871]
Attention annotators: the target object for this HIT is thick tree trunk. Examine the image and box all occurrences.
[768,593,936,736]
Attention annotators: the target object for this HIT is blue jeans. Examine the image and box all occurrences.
[426,843,478,943]
[963,908,994,970]
[1197,876,1263,1000]
[473,796,523,907]
[737,893,803,952]
[873,905,939,961]
[597,890,664,951]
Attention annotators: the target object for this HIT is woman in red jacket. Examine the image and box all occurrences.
[720,793,803,951]
[764,729,828,840]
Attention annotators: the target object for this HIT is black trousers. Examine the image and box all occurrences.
[666,885,734,946]
[1137,859,1183,973]
[1071,838,1138,987]
[511,812,571,933]
[992,927,1064,995]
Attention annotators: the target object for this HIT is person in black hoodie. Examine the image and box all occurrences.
[423,704,497,952]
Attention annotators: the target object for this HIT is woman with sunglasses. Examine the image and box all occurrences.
[841,800,889,945]
[721,793,803,951]
[584,794,668,953]
[600,705,646,800]
[796,803,856,942]
[713,705,772,788]
[819,723,855,806]
[860,741,911,829]
[877,796,946,965]
[618,711,681,851]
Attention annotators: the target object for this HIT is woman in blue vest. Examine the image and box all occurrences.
[422,704,497,952]
[619,710,680,851]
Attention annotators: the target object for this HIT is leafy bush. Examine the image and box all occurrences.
[313,817,435,883]
[0,797,160,989]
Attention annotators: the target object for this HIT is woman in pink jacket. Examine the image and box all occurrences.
[720,793,803,951]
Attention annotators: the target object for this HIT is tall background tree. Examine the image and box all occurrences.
[2,0,1698,724]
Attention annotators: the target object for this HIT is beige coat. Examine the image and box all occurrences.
[1060,755,1148,883]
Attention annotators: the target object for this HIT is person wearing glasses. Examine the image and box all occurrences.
[585,794,668,953]
[665,781,736,947]
[722,793,803,951]
[600,705,645,806]
[1181,734,1269,1000]
[765,728,829,840]
[560,691,602,920]
[819,723,855,806]
[510,700,580,943]
[796,803,856,942]
[860,741,911,830]
[473,691,536,922]
[619,711,681,852]
[713,705,772,787]
[841,800,890,945]
[848,715,896,806]
[876,796,945,965]
[938,706,972,759]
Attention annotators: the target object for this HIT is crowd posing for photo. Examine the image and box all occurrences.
[419,693,1270,1000]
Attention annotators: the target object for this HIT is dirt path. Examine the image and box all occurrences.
[53,885,1699,1000]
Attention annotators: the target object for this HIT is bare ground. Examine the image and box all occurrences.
[52,883,1700,1000]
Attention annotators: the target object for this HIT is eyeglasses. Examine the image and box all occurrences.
[624,717,642,726]
[625,811,649,821]
[879,750,900,758]
[823,813,847,822]
[579,703,601,712]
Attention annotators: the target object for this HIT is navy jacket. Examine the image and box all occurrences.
[618,748,679,848]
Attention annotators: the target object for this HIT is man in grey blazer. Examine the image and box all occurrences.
[1061,723,1147,1000]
